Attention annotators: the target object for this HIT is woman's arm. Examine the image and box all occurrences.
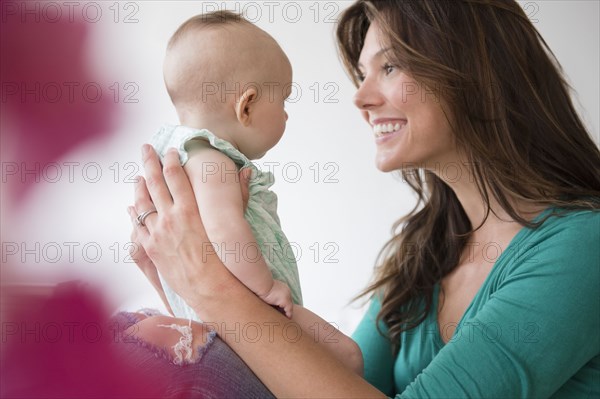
[133,145,385,398]
[353,297,397,396]
[291,304,364,376]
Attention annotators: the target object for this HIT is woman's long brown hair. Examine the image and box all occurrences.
[336,0,600,352]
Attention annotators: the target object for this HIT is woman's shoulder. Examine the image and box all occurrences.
[491,206,599,315]
[535,206,600,240]
[506,206,599,276]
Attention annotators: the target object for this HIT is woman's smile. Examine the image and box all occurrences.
[372,118,407,143]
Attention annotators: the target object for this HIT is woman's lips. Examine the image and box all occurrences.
[372,119,407,142]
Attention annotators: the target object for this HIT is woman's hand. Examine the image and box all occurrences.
[127,205,174,315]
[128,146,252,315]
[131,145,227,313]
[127,207,159,282]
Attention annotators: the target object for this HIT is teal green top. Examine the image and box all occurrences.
[353,207,600,398]
[150,125,303,322]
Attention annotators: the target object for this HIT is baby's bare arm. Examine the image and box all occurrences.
[184,142,276,300]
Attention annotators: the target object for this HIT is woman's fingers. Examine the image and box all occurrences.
[127,205,150,246]
[162,148,198,208]
[127,205,153,271]
[141,144,172,213]
[133,176,158,231]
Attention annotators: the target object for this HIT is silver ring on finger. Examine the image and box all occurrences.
[136,209,157,227]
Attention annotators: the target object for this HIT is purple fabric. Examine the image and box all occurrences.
[111,311,276,398]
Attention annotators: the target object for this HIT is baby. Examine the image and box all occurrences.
[148,11,363,374]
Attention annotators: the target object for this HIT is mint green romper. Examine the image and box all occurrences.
[149,124,303,322]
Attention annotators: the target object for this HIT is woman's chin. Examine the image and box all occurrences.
[376,153,426,173]
[375,154,404,173]
[375,160,396,173]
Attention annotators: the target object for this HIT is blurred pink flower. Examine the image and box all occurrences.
[1,0,120,203]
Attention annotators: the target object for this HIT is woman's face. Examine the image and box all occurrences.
[354,22,458,173]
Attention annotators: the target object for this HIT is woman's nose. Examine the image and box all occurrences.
[353,77,382,110]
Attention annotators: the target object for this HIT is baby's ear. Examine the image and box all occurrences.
[235,86,258,127]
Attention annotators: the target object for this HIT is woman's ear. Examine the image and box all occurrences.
[235,87,258,127]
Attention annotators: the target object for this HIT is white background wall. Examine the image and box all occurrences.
[5,1,599,335]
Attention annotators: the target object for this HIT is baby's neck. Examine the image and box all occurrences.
[179,113,240,149]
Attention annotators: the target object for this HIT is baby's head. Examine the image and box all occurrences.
[164,11,292,160]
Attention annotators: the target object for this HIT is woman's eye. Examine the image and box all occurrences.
[383,63,395,75]
[356,72,365,82]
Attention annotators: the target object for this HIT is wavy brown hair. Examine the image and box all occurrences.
[337,0,600,351]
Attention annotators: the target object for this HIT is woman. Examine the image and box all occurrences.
[127,0,599,397]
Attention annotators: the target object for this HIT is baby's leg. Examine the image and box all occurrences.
[291,305,364,376]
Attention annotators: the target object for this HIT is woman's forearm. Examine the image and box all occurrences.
[186,252,384,398]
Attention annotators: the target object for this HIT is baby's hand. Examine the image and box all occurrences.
[260,280,293,318]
